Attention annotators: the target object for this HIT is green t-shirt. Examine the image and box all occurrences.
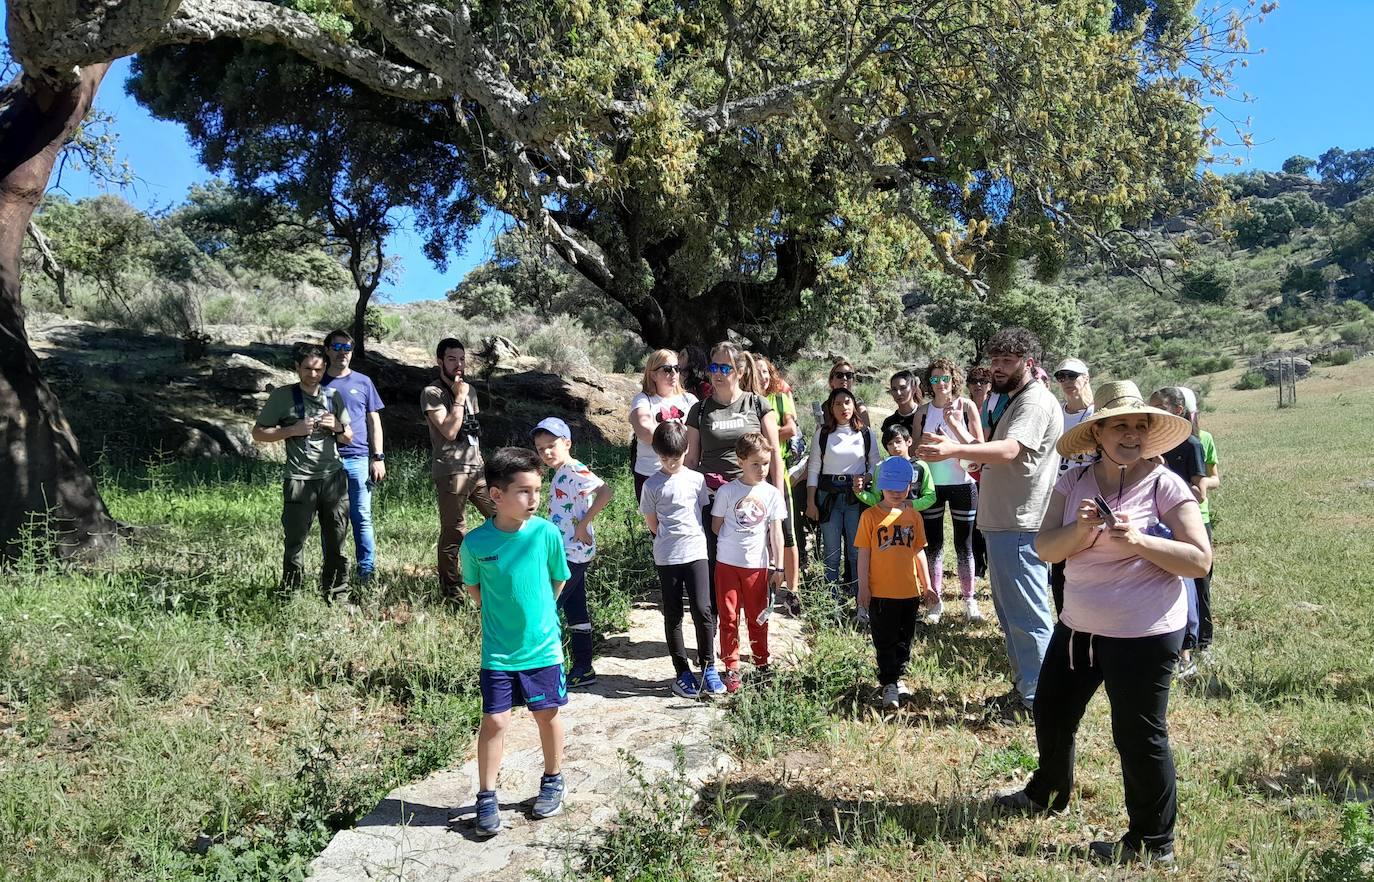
[460,516,572,671]
[1199,430,1218,524]
[255,384,351,480]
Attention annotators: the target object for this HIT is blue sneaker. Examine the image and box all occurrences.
[701,666,726,696]
[532,773,565,819]
[474,790,501,837]
[671,670,700,698]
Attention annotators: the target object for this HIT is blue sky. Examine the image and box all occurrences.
[19,0,1374,303]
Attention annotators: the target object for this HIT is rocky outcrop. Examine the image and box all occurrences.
[212,353,295,393]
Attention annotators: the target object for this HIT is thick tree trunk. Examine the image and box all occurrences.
[350,284,376,362]
[0,65,120,560]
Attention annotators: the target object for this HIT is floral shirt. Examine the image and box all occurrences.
[549,460,606,564]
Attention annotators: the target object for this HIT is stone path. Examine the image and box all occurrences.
[309,602,804,882]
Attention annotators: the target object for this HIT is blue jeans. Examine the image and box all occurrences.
[340,456,376,578]
[817,489,863,597]
[984,530,1054,704]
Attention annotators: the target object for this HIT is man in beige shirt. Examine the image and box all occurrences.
[422,338,496,595]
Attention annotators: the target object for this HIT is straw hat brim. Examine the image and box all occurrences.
[1056,405,1194,460]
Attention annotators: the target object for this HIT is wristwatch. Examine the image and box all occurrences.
[370,452,386,462]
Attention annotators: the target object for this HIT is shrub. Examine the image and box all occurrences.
[1180,264,1232,303]
[1309,803,1374,882]
[1338,321,1374,346]
[1327,349,1355,365]
[1235,370,1267,390]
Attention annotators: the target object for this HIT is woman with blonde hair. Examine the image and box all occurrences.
[629,349,699,500]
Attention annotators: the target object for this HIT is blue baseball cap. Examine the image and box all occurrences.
[530,417,572,440]
[875,456,914,491]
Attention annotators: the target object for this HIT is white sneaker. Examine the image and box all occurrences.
[896,680,912,698]
[923,601,944,625]
[880,683,899,709]
[964,598,984,621]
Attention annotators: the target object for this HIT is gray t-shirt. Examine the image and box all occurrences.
[977,380,1063,532]
[255,384,352,481]
[638,469,712,566]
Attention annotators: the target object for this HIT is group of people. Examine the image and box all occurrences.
[249,325,1221,863]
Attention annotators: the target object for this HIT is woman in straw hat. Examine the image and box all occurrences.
[994,380,1212,866]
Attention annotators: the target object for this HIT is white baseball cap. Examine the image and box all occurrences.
[1053,358,1089,377]
[1180,386,1198,415]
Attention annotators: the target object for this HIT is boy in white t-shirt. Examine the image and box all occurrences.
[531,417,614,687]
[711,432,786,694]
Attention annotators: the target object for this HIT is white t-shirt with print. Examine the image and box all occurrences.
[711,479,785,570]
[548,460,605,564]
[630,391,699,476]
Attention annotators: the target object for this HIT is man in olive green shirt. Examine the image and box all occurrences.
[253,343,353,596]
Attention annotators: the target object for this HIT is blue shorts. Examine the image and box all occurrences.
[479,664,569,714]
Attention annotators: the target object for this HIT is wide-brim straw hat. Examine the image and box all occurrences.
[1056,380,1194,460]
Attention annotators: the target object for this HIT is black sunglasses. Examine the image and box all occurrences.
[832,371,855,381]
[1054,371,1081,381]
[656,364,681,374]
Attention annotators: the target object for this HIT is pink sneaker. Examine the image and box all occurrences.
[723,669,742,694]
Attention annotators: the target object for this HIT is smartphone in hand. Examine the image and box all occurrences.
[1092,494,1116,523]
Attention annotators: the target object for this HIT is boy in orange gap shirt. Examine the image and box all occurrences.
[856,457,936,710]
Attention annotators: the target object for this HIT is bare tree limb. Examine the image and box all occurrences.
[25,219,69,307]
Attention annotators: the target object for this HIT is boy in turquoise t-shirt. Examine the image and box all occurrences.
[460,447,572,838]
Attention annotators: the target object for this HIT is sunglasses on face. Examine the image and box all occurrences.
[929,375,952,384]
[1054,371,1081,381]
[969,378,990,385]
[329,342,353,353]
[832,371,855,381]
[708,362,734,375]
[656,364,681,374]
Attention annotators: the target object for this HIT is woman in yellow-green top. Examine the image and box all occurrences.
[753,355,802,611]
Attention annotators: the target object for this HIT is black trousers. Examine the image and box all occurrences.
[973,526,988,579]
[1196,523,1214,650]
[658,560,717,673]
[869,597,919,685]
[1025,622,1185,854]
[1050,562,1066,615]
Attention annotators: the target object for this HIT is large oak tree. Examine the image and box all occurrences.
[2,0,1263,557]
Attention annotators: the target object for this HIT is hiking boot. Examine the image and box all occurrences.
[722,668,743,694]
[1000,699,1034,724]
[994,789,1064,816]
[880,683,900,709]
[532,773,565,819]
[474,790,501,837]
[1089,838,1175,866]
[964,598,984,621]
[567,668,598,688]
[896,680,913,699]
[701,666,727,696]
[672,670,700,699]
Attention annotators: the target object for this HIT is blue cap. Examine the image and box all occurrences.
[875,456,914,491]
[530,417,572,440]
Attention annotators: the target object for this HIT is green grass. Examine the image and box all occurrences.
[0,445,648,881]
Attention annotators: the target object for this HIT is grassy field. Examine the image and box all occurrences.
[4,363,1373,881]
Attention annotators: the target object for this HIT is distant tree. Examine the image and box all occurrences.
[1233,199,1297,249]
[34,194,157,315]
[1317,148,1374,205]
[1282,155,1316,176]
[167,181,352,291]
[1331,195,1374,284]
[1179,264,1232,304]
[917,277,1081,360]
[1279,191,1326,227]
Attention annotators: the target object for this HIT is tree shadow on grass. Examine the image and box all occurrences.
[705,775,999,850]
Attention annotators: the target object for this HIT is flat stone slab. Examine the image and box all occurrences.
[310,602,803,882]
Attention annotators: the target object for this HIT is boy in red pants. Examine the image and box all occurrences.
[711,432,786,693]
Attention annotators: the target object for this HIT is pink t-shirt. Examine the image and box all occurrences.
[1057,465,1193,638]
